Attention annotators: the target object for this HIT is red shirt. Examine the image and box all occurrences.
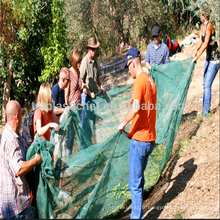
[33,110,52,141]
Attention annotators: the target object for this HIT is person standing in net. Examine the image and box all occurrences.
[65,50,82,106]
[192,2,219,118]
[79,37,105,148]
[118,47,157,219]
[51,67,72,199]
[65,50,83,154]
[80,37,105,104]
[0,100,42,219]
[145,26,170,71]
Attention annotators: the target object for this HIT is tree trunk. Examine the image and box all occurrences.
[2,65,12,124]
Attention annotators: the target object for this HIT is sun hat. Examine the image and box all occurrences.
[86,37,100,49]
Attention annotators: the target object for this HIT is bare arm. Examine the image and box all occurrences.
[81,79,94,98]
[118,100,140,131]
[193,25,204,56]
[16,153,42,177]
[194,38,203,56]
[64,84,70,105]
[97,76,105,93]
[146,62,151,71]
[193,24,212,62]
[36,119,58,136]
[97,76,102,87]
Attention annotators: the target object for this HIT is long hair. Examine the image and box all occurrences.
[36,83,53,112]
[70,50,82,72]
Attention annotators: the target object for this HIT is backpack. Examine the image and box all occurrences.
[22,109,37,147]
[164,34,181,56]
[22,109,42,209]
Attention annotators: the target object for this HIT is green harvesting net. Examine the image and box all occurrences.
[26,57,195,219]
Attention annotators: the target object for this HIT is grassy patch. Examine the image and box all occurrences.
[178,138,191,156]
[173,210,183,219]
[200,134,206,139]
[169,30,185,42]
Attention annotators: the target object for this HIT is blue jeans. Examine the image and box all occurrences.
[129,139,155,219]
[79,93,91,149]
[8,207,32,219]
[66,125,73,156]
[81,93,91,128]
[203,60,219,117]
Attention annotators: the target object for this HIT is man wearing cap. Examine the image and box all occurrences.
[145,26,170,71]
[80,37,105,104]
[118,47,157,219]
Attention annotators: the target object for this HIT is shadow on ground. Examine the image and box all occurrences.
[119,110,203,219]
[144,158,197,219]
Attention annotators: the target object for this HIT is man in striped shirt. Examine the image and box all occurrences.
[145,26,170,71]
[0,100,42,219]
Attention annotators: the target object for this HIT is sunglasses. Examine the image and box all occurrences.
[127,59,134,68]
[89,47,97,51]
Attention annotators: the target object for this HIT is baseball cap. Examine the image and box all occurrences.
[121,47,141,69]
[152,26,160,37]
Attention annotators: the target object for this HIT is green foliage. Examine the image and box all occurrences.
[173,210,183,219]
[186,0,219,35]
[204,0,219,37]
[40,0,67,82]
[63,0,200,58]
[0,0,54,110]
[178,138,191,156]
[1,0,218,115]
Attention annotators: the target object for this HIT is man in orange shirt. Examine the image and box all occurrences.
[118,47,157,219]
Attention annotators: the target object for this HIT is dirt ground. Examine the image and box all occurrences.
[0,43,219,219]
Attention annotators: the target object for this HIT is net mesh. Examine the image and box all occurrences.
[26,57,195,219]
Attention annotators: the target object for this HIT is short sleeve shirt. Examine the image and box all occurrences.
[145,41,170,65]
[0,124,31,219]
[80,54,101,94]
[52,83,65,117]
[128,72,157,142]
[52,83,65,107]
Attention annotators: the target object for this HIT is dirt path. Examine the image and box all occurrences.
[119,44,219,219]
